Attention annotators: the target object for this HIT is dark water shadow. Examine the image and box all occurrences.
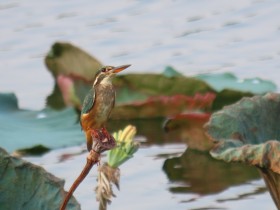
[108,118,182,145]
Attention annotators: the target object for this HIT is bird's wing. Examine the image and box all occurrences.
[81,88,95,114]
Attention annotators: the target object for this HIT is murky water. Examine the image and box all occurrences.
[1,0,280,209]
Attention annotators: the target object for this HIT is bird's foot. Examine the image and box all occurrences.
[91,129,102,140]
[101,127,112,139]
[90,128,116,153]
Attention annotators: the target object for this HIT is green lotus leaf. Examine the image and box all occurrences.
[45,42,102,79]
[196,72,277,94]
[0,147,80,210]
[0,93,83,153]
[113,73,215,100]
[44,42,276,116]
[206,93,280,209]
[162,66,183,78]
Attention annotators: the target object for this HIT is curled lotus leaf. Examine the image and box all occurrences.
[45,42,102,109]
[45,42,102,80]
[206,92,280,172]
[210,139,280,173]
[206,93,280,209]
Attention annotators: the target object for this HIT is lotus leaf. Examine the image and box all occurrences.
[111,93,215,119]
[45,42,101,109]
[196,72,277,94]
[0,147,80,210]
[45,42,102,80]
[206,92,280,209]
[113,73,215,97]
[0,93,83,153]
[44,42,276,116]
[162,66,183,78]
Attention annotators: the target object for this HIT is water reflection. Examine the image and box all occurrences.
[108,118,269,207]
[163,149,261,195]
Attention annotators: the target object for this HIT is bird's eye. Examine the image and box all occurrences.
[101,66,113,73]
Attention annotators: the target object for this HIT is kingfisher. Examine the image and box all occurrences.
[80,64,131,151]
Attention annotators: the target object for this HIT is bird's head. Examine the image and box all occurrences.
[93,64,131,86]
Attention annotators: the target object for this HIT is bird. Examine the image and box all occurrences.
[80,64,131,152]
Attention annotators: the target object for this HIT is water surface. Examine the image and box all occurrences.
[1,0,280,109]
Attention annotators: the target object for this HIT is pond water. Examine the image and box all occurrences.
[25,144,275,210]
[1,0,280,209]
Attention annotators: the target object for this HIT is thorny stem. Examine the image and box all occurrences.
[60,150,100,210]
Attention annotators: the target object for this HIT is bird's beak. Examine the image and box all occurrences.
[112,64,131,73]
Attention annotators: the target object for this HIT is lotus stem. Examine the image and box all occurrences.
[60,150,100,210]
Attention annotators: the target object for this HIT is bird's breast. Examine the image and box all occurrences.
[86,84,115,129]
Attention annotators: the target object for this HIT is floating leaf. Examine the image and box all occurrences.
[114,73,215,101]
[43,43,275,116]
[196,72,277,94]
[0,93,83,153]
[162,66,183,78]
[0,147,80,210]
[206,93,280,209]
[43,42,261,115]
